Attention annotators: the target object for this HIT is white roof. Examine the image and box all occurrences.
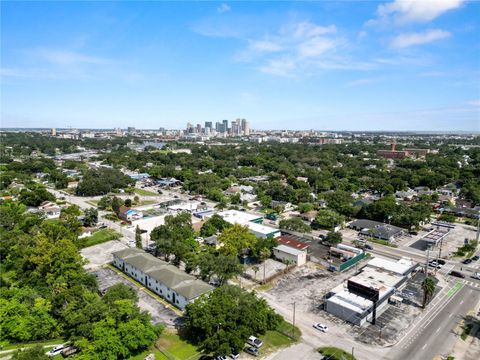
[218,210,262,225]
[327,290,373,313]
[348,267,401,298]
[274,244,306,256]
[247,222,280,236]
[367,257,415,275]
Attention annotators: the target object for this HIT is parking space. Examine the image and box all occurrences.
[244,259,287,283]
[94,267,180,327]
[80,240,128,271]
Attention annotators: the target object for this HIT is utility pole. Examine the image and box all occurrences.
[292,302,296,339]
[351,347,354,360]
[425,247,430,275]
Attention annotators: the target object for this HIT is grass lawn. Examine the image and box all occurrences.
[80,229,121,248]
[156,330,201,360]
[2,338,64,351]
[134,188,159,196]
[128,349,168,360]
[318,346,356,360]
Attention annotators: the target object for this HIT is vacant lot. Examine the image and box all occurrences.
[81,240,128,270]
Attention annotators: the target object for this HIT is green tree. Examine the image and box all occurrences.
[422,277,436,308]
[279,217,312,233]
[325,231,343,246]
[218,224,258,257]
[18,185,55,207]
[298,202,314,213]
[135,225,142,249]
[83,208,98,227]
[102,284,138,306]
[111,196,123,214]
[150,212,196,263]
[312,209,345,230]
[184,285,282,355]
[124,198,132,207]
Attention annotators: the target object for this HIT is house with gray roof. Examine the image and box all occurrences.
[349,219,404,242]
[112,248,213,310]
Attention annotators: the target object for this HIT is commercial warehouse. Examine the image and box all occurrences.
[112,248,213,310]
[218,210,280,238]
[325,257,417,326]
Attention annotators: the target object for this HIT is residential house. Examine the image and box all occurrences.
[38,201,61,219]
[118,205,143,222]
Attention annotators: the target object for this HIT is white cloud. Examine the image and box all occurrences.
[292,22,337,38]
[391,29,451,48]
[32,48,109,66]
[297,37,338,58]
[217,3,231,14]
[378,0,465,24]
[468,99,480,107]
[259,57,296,77]
[347,77,385,87]
[249,40,283,53]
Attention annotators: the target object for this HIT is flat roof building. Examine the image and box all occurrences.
[325,257,416,326]
[273,244,307,266]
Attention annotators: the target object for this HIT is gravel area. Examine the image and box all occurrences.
[81,240,128,271]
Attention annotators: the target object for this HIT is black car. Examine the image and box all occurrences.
[462,258,473,264]
[449,270,465,278]
[437,259,446,265]
[472,255,479,261]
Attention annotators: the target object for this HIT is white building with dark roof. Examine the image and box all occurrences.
[112,248,213,310]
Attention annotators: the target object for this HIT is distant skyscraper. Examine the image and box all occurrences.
[244,120,250,136]
[186,122,194,133]
[222,119,228,133]
[196,124,202,133]
[205,121,212,130]
[51,128,56,136]
[115,127,122,136]
[215,122,221,132]
[127,127,135,133]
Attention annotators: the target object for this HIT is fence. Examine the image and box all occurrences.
[339,252,365,272]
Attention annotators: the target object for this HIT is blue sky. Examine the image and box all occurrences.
[1,1,479,131]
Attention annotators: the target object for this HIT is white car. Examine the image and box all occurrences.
[46,345,65,356]
[428,261,443,269]
[472,272,480,280]
[313,323,328,332]
[247,335,263,348]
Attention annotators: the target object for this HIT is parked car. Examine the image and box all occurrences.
[449,270,465,278]
[247,336,263,348]
[216,356,227,360]
[313,323,329,332]
[471,272,480,280]
[364,244,373,250]
[462,258,473,264]
[244,347,259,357]
[472,255,479,261]
[230,354,240,360]
[46,345,65,356]
[437,259,446,265]
[428,261,442,269]
[61,346,78,358]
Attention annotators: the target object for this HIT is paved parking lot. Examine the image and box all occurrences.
[80,240,129,270]
[94,267,180,327]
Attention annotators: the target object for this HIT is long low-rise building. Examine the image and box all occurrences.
[112,248,213,310]
[349,219,404,242]
[218,210,280,238]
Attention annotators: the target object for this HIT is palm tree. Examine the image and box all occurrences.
[252,265,260,280]
[422,277,436,308]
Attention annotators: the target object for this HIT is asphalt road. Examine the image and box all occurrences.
[386,284,480,360]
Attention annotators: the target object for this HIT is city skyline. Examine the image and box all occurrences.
[1,1,479,131]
